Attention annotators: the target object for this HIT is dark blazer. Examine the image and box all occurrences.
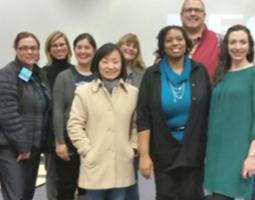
[136,60,211,171]
[0,60,50,153]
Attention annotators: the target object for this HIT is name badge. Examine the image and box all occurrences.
[18,67,32,82]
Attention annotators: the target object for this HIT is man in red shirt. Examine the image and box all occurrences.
[181,0,221,76]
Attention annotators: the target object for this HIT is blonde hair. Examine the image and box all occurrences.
[44,31,72,65]
[117,33,145,71]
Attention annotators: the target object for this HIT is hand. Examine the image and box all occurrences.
[16,152,31,162]
[56,143,70,161]
[139,154,153,179]
[242,156,255,179]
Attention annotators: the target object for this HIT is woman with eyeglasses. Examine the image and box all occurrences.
[43,31,74,200]
[0,32,50,200]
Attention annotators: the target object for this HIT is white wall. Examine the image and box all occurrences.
[0,0,254,67]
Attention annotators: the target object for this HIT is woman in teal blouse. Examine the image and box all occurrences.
[205,24,255,200]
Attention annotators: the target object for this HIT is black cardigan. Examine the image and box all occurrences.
[136,60,211,171]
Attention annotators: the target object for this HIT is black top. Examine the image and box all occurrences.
[136,60,211,171]
[43,58,74,151]
[43,58,74,90]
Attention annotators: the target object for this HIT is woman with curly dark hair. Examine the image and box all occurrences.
[205,24,255,200]
[137,25,211,200]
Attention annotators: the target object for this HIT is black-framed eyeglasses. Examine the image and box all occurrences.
[183,8,204,14]
[17,46,39,52]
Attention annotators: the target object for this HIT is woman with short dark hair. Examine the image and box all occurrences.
[67,43,138,200]
[53,33,96,200]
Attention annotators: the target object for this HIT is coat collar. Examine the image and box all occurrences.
[91,78,128,93]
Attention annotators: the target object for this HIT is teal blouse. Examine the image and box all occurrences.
[205,66,255,200]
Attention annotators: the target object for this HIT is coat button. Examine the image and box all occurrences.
[192,97,196,101]
[192,83,195,87]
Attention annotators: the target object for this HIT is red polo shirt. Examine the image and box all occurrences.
[191,26,221,76]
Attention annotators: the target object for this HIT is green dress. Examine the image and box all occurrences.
[205,66,255,200]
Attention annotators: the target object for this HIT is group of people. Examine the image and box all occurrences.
[0,0,255,200]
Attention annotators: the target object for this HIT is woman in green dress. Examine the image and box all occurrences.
[204,24,255,200]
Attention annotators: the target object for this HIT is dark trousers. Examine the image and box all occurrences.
[0,147,41,200]
[45,153,58,200]
[55,152,86,200]
[209,194,234,200]
[154,166,203,200]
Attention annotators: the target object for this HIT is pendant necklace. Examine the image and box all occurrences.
[168,81,185,103]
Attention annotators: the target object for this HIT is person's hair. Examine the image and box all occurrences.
[14,31,40,49]
[155,25,192,59]
[212,24,254,86]
[73,33,97,50]
[181,0,205,13]
[91,43,127,80]
[117,33,145,71]
[44,31,72,65]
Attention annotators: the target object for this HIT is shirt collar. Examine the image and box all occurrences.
[91,78,128,93]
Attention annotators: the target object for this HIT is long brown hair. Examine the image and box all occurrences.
[117,33,145,71]
[212,24,254,86]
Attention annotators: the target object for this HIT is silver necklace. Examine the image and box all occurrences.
[168,81,185,103]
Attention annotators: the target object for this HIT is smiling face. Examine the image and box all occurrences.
[50,36,68,60]
[99,50,122,81]
[164,28,187,60]
[74,38,96,66]
[228,30,250,64]
[16,37,39,69]
[120,41,138,64]
[181,0,206,32]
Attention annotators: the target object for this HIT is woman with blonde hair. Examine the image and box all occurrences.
[44,31,73,87]
[43,31,74,200]
[117,33,145,88]
[117,33,145,200]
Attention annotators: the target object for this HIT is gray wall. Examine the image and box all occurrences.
[0,0,254,67]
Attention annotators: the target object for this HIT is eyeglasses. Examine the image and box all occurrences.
[17,46,39,52]
[51,43,66,49]
[183,8,204,14]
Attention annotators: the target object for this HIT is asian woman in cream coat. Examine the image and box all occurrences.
[67,43,138,200]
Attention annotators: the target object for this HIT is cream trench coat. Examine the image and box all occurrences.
[67,79,138,189]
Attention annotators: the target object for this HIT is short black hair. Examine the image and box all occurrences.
[91,43,127,80]
[155,25,192,58]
